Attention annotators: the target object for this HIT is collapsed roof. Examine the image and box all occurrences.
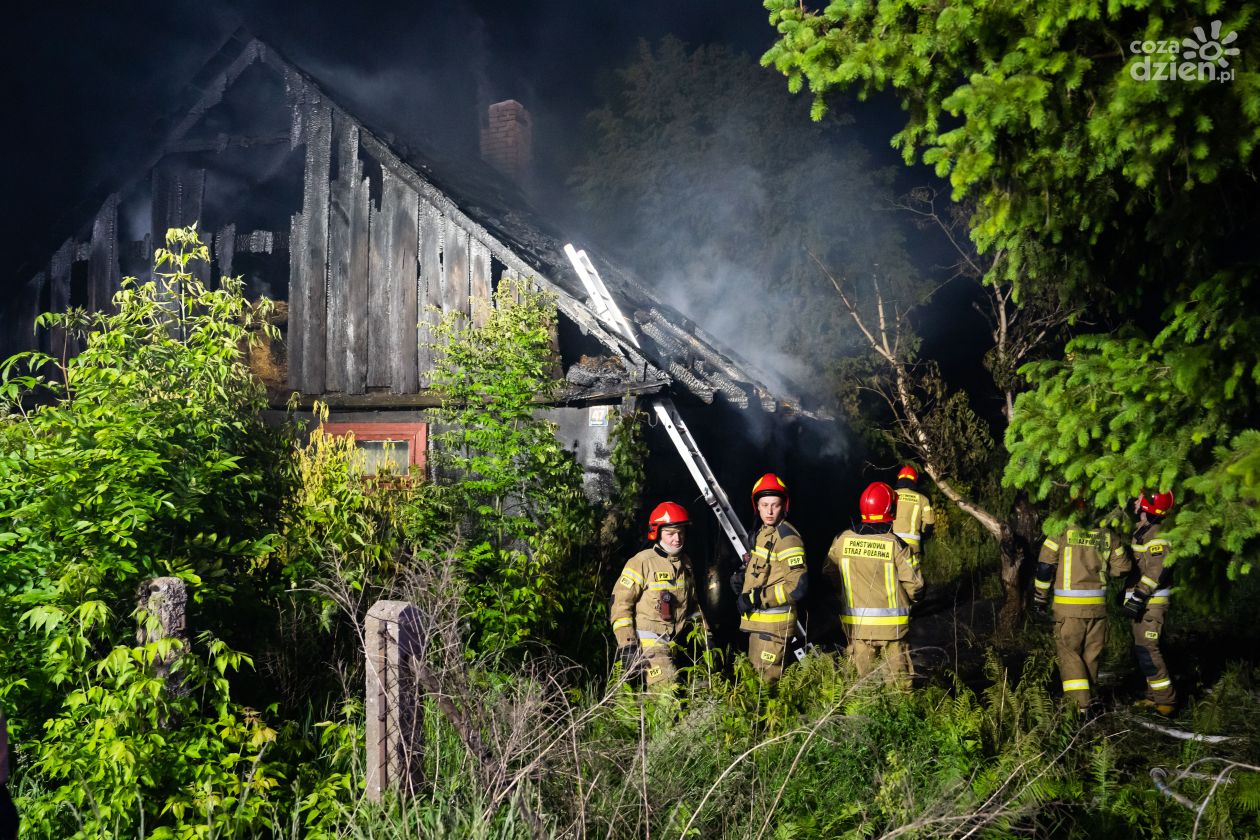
[12,30,819,417]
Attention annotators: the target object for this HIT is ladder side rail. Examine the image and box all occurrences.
[650,399,749,555]
[564,243,613,323]
[577,251,640,348]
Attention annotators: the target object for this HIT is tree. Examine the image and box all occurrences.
[572,36,916,384]
[762,1,1260,299]
[422,279,599,655]
[763,1,1260,599]
[815,190,1075,632]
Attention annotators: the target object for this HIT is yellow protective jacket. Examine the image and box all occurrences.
[824,529,923,641]
[739,521,807,635]
[1034,527,1129,618]
[892,488,935,555]
[610,546,703,649]
[1128,521,1173,606]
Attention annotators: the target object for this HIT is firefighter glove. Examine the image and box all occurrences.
[1032,598,1049,617]
[729,560,748,596]
[735,588,757,616]
[1123,590,1150,621]
[615,644,642,674]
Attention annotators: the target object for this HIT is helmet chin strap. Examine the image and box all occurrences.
[659,542,684,556]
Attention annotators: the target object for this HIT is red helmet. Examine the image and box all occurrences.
[897,465,919,483]
[647,501,691,540]
[860,482,895,523]
[1138,491,1175,517]
[751,473,790,513]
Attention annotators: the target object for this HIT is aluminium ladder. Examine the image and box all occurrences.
[564,243,809,659]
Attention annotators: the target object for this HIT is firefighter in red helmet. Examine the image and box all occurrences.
[733,473,808,683]
[892,465,935,565]
[1124,491,1178,714]
[610,501,708,690]
[824,482,923,686]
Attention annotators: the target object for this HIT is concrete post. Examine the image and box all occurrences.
[136,576,189,698]
[365,600,424,801]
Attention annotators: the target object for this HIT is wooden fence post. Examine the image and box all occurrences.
[136,576,189,699]
[365,600,424,801]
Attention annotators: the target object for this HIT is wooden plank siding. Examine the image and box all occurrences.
[469,238,491,328]
[326,114,360,393]
[294,98,332,395]
[366,172,394,388]
[88,194,120,314]
[48,240,73,361]
[416,200,443,386]
[387,176,419,394]
[442,217,469,321]
[346,164,371,394]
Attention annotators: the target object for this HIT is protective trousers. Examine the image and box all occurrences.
[748,630,789,683]
[850,639,912,688]
[641,641,679,691]
[1054,616,1107,708]
[1132,604,1175,705]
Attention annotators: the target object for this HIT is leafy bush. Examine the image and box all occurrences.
[418,278,601,656]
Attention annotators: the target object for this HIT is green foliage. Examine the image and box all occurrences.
[422,278,599,655]
[762,0,1260,298]
[1005,275,1260,591]
[0,227,300,837]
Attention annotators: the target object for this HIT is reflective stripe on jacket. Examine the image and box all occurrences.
[892,488,934,551]
[740,521,807,633]
[610,547,701,647]
[824,530,923,641]
[1130,521,1172,602]
[1038,527,1129,618]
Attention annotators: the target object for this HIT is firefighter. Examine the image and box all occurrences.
[1033,514,1129,712]
[824,482,924,687]
[1123,491,1177,715]
[734,473,808,684]
[610,501,707,690]
[891,465,935,565]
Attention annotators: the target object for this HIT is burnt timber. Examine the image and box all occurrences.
[6,30,817,419]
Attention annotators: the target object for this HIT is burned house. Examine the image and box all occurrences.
[7,31,845,597]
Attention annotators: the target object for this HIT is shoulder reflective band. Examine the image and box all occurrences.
[1043,539,1060,551]
[775,546,805,561]
[1054,588,1106,604]
[1140,575,1159,589]
[843,537,894,560]
[621,568,645,586]
[1062,679,1090,692]
[752,546,771,559]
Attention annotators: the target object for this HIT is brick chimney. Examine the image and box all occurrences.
[480,100,532,187]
